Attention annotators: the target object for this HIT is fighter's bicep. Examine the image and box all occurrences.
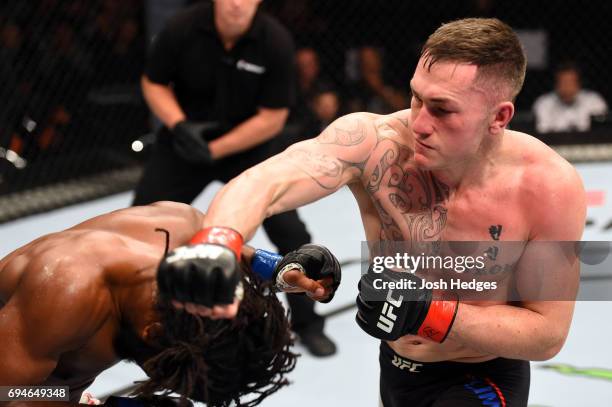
[529,166,586,241]
[512,246,577,349]
[0,300,59,384]
[278,113,377,186]
[283,142,357,190]
[514,167,585,306]
[225,113,376,216]
[312,113,378,162]
[514,239,580,304]
[512,240,578,346]
[1,264,110,382]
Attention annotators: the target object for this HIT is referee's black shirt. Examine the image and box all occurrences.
[145,2,295,133]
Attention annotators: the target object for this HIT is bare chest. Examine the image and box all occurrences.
[359,162,528,300]
[361,159,528,242]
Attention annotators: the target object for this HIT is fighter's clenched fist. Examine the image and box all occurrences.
[157,227,244,319]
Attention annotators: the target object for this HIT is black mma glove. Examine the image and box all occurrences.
[273,244,342,303]
[157,227,243,307]
[171,120,221,165]
[356,265,458,343]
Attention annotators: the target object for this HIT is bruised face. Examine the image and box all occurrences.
[214,0,262,37]
[409,58,495,171]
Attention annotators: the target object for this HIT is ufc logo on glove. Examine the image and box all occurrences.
[377,290,404,333]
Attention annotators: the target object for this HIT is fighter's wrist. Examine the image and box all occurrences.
[251,249,282,281]
[416,295,459,343]
[190,227,244,258]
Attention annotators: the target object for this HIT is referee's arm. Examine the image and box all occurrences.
[140,11,188,129]
[141,75,186,129]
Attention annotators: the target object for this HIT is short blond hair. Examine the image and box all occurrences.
[421,18,527,101]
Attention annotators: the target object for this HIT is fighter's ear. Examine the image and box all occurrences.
[490,101,514,135]
[142,322,164,342]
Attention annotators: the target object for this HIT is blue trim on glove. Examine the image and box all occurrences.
[251,249,282,280]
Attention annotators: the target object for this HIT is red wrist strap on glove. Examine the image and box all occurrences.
[190,227,244,259]
[417,294,459,343]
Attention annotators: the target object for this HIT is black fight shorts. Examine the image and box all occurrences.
[379,342,530,407]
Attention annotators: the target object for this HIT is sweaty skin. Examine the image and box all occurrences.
[0,202,205,400]
[0,202,328,401]
[203,59,586,363]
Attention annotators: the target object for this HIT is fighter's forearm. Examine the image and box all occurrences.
[208,108,288,159]
[204,166,279,241]
[203,113,374,240]
[447,302,568,361]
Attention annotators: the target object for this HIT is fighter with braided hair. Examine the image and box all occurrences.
[0,201,341,406]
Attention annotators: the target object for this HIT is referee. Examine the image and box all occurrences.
[133,0,336,356]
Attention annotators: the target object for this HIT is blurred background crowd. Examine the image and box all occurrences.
[1,0,611,215]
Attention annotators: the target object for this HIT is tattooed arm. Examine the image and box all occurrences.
[203,113,379,240]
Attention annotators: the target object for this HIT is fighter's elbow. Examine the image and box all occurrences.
[534,345,560,362]
[238,165,282,201]
[239,163,291,218]
[533,332,568,361]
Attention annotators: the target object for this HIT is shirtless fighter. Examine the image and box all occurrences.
[158,18,586,406]
[0,201,341,406]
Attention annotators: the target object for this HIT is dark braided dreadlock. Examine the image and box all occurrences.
[133,259,297,406]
